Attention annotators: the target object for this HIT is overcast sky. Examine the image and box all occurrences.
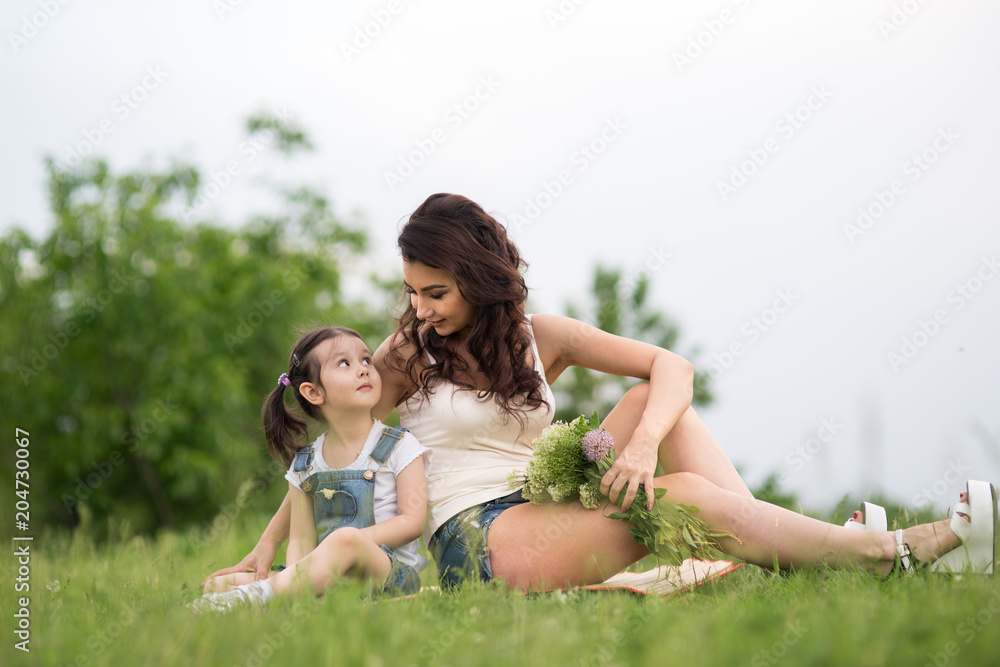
[4,0,999,511]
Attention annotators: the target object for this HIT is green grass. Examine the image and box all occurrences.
[3,514,1000,667]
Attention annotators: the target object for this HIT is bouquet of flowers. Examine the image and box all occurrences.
[508,413,726,566]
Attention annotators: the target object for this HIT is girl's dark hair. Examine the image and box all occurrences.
[262,326,365,467]
[388,193,549,423]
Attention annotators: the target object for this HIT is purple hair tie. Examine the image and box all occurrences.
[278,373,291,388]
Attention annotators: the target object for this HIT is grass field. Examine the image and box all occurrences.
[4,512,1000,667]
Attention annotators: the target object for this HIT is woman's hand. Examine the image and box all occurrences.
[600,436,658,511]
[200,541,277,588]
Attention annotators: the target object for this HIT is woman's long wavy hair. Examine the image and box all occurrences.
[262,326,365,467]
[389,193,549,423]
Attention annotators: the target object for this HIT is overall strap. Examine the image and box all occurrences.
[292,445,317,493]
[292,445,315,473]
[370,425,407,465]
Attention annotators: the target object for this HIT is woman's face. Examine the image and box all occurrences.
[402,260,475,338]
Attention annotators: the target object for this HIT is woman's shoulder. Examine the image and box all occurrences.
[373,330,423,415]
[374,329,418,365]
[524,313,590,378]
[525,313,582,345]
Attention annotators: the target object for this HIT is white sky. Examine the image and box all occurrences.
[3,0,999,511]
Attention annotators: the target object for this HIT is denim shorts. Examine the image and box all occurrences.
[379,544,421,597]
[428,490,527,588]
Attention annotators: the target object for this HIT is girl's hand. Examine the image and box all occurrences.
[600,438,658,511]
[200,542,276,588]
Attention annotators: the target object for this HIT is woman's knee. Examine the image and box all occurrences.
[622,381,649,407]
[656,471,717,497]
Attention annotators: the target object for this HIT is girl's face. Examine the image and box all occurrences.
[306,335,381,411]
[402,261,475,338]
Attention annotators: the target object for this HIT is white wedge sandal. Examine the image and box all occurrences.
[929,480,998,576]
[843,501,888,532]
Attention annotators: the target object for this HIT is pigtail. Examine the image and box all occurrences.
[262,382,310,468]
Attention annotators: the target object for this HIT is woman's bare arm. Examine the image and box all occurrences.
[531,313,694,511]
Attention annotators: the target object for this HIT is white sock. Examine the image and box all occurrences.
[236,579,275,605]
[256,579,275,602]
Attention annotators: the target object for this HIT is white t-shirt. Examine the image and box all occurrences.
[285,420,431,570]
[397,315,555,540]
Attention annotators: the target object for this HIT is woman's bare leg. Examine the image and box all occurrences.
[266,527,392,597]
[604,382,752,497]
[489,472,960,591]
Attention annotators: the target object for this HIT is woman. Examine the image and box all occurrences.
[205,193,995,591]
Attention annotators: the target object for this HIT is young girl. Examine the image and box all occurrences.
[194,326,430,611]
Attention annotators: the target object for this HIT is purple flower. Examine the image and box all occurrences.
[582,429,615,462]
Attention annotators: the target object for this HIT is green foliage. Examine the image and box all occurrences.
[245,110,314,155]
[606,486,728,566]
[0,121,390,538]
[510,413,724,566]
[554,266,713,422]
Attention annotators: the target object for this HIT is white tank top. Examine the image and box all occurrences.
[396,315,556,539]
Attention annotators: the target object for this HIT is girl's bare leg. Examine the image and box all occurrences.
[203,571,264,594]
[607,383,752,498]
[266,527,392,597]
[488,472,960,591]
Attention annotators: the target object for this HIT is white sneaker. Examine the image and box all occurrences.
[187,581,271,614]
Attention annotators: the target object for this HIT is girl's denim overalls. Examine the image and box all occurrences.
[291,425,420,596]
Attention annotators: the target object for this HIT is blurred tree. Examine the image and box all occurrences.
[0,116,390,537]
[553,265,714,422]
